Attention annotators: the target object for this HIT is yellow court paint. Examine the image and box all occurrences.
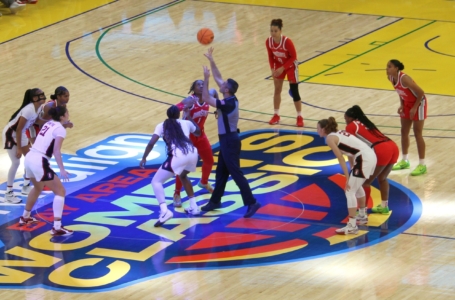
[300,19,455,96]
[201,0,455,22]
[0,0,114,44]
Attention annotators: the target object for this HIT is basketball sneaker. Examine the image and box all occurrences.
[19,216,39,226]
[371,205,390,214]
[198,181,213,193]
[10,1,26,14]
[21,183,33,195]
[411,164,427,176]
[296,116,304,127]
[173,193,182,207]
[51,227,73,236]
[269,114,280,125]
[154,210,173,227]
[184,206,201,216]
[392,159,410,170]
[355,215,368,225]
[2,191,22,204]
[335,223,359,235]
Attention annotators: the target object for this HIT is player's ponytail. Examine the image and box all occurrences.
[389,59,404,71]
[345,105,387,139]
[50,86,68,100]
[9,88,40,122]
[318,117,338,134]
[163,105,193,155]
[270,19,283,30]
[49,105,67,122]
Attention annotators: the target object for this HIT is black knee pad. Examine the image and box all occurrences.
[289,83,301,102]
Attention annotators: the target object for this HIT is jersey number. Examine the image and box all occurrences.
[39,125,50,136]
[340,130,351,137]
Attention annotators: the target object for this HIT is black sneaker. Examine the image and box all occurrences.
[200,201,222,212]
[244,202,261,218]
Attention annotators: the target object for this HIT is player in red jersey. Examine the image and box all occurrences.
[266,19,303,127]
[172,80,216,207]
[344,105,399,215]
[387,59,427,176]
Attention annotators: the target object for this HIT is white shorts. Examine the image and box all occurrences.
[2,125,29,149]
[351,152,377,179]
[162,147,198,175]
[25,151,56,182]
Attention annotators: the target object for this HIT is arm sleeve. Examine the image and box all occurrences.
[282,38,298,69]
[175,102,185,111]
[265,39,275,69]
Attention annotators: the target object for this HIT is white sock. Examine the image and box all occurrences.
[419,159,425,165]
[189,196,197,209]
[402,154,408,161]
[54,220,62,230]
[348,217,357,227]
[297,111,302,117]
[6,186,13,193]
[382,200,388,207]
[358,207,366,217]
[53,196,65,220]
[23,178,30,186]
[159,203,168,214]
[22,210,31,218]
[274,109,279,115]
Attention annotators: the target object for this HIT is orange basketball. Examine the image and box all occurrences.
[197,28,214,45]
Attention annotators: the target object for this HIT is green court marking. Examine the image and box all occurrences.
[299,20,436,83]
[94,12,454,132]
[377,16,385,20]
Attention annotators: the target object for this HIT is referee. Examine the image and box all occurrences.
[200,47,261,218]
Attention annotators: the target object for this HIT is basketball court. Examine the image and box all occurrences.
[1,0,454,299]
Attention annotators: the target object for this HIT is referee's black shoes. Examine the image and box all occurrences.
[244,202,261,218]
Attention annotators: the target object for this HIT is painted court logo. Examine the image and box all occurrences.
[0,130,422,291]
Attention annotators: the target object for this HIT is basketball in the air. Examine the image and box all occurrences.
[197,28,214,45]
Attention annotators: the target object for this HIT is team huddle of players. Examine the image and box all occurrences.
[2,19,428,236]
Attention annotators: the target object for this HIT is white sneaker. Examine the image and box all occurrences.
[173,193,182,207]
[184,206,201,216]
[154,209,173,227]
[356,215,368,225]
[335,223,359,235]
[51,226,73,236]
[21,184,33,195]
[10,1,26,14]
[1,191,22,204]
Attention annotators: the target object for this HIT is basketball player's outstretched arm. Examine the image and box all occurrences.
[202,66,217,108]
[203,47,224,88]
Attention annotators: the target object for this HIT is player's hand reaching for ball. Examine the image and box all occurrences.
[203,66,211,79]
[203,47,214,61]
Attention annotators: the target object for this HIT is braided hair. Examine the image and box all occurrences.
[9,88,40,122]
[345,105,387,139]
[163,105,193,154]
[188,80,202,95]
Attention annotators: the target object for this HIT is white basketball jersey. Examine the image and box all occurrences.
[6,103,38,136]
[328,130,375,158]
[31,120,66,159]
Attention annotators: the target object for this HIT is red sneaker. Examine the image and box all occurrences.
[51,226,73,236]
[296,116,304,127]
[269,114,280,125]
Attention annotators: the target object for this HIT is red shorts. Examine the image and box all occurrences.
[401,98,427,121]
[274,62,298,83]
[373,140,399,166]
[190,132,213,155]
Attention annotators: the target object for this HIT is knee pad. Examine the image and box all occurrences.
[289,83,301,102]
[355,187,366,198]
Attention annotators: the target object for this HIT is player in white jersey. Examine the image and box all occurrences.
[317,117,377,235]
[140,105,201,227]
[18,105,73,236]
[2,88,46,203]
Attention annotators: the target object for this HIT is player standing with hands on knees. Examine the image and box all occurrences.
[317,117,377,235]
[266,18,303,127]
[140,105,202,227]
[18,106,73,236]
[200,47,261,218]
[387,59,427,176]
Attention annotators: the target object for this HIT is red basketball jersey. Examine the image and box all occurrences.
[265,35,297,69]
[345,121,388,147]
[388,71,425,103]
[176,100,210,132]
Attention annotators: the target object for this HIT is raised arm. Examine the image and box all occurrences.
[202,66,218,108]
[203,47,224,88]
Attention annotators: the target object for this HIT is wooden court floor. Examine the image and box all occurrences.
[1,0,455,299]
